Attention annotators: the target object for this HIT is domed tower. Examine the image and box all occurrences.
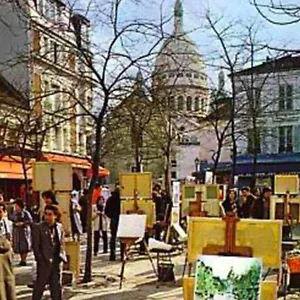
[153,0,208,115]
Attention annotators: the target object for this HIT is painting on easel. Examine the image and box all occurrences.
[194,255,262,300]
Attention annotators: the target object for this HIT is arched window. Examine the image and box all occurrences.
[187,96,192,111]
[194,97,200,111]
[178,96,184,110]
[201,98,205,111]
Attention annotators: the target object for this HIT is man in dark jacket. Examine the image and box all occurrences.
[104,188,121,261]
[32,205,67,300]
[240,186,255,218]
[251,187,271,219]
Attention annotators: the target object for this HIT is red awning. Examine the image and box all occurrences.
[42,153,91,169]
[87,166,110,178]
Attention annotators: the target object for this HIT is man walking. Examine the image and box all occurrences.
[32,205,67,300]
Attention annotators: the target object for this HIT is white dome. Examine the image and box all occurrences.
[154,0,206,89]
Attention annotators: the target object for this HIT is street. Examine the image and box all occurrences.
[13,240,300,300]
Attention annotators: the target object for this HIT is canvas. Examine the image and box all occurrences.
[194,255,262,300]
[117,214,146,238]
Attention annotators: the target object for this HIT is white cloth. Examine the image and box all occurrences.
[71,193,83,235]
[92,204,109,232]
[0,219,12,237]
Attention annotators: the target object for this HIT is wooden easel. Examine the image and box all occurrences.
[186,214,252,276]
[203,214,252,257]
[283,191,293,240]
[119,189,157,289]
[189,192,207,217]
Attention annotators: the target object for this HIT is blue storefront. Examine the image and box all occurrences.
[236,153,300,188]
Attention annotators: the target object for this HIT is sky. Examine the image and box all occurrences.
[78,0,300,88]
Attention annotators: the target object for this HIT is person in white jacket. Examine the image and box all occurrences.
[93,196,109,256]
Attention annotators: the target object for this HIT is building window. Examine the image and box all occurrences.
[177,96,184,110]
[53,42,58,63]
[171,171,177,179]
[43,36,49,58]
[187,96,192,111]
[279,126,293,153]
[278,84,293,111]
[171,160,177,167]
[38,0,44,14]
[186,73,192,78]
[177,73,183,78]
[201,99,205,111]
[54,127,62,151]
[194,73,199,79]
[195,97,200,111]
[247,128,261,154]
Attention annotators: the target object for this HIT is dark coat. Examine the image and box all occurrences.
[240,195,255,218]
[221,198,242,217]
[105,190,121,219]
[32,222,67,264]
[251,197,270,219]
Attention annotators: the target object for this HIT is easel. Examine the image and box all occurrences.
[119,236,157,289]
[203,213,252,257]
[186,214,252,276]
[283,191,294,240]
[119,189,157,289]
[189,191,207,217]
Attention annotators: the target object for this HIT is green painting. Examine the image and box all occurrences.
[194,255,262,300]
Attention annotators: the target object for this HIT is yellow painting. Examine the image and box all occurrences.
[119,172,152,199]
[187,217,282,269]
[121,199,156,228]
[274,175,299,195]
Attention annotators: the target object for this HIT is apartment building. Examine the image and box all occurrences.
[0,0,94,193]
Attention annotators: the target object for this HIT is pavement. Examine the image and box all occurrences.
[13,237,300,299]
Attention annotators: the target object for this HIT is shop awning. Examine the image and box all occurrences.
[0,157,33,180]
[42,153,91,169]
[87,166,110,178]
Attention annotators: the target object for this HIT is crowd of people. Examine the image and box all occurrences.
[0,182,275,299]
[220,186,272,219]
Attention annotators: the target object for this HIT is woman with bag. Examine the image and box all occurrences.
[70,191,83,242]
[10,199,32,266]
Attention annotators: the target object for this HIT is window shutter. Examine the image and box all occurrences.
[33,73,42,115]
[293,125,300,153]
[32,29,41,53]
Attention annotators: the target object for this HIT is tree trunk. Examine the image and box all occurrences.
[83,120,102,283]
[135,145,141,172]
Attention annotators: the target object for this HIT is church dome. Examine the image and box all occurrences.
[154,0,206,87]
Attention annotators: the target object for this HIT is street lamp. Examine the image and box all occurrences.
[194,157,200,173]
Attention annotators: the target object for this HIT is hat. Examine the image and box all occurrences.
[262,187,272,194]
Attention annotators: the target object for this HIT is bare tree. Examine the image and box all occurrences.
[252,0,300,25]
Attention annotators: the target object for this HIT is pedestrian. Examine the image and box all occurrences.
[79,189,88,233]
[105,187,121,261]
[32,205,67,300]
[70,191,82,242]
[10,199,32,266]
[0,202,16,300]
[93,196,108,256]
[239,186,255,218]
[220,189,241,217]
[251,186,272,219]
